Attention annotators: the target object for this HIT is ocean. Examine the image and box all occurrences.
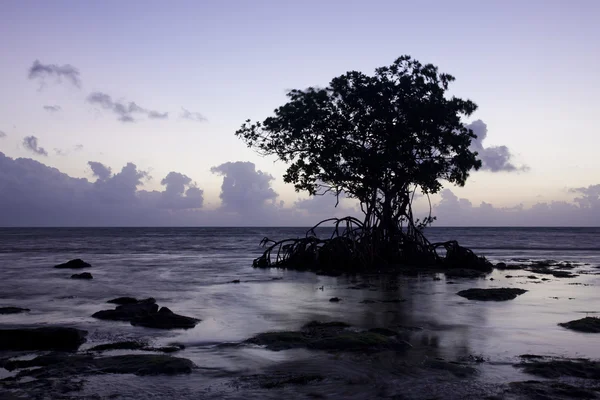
[1,227,600,399]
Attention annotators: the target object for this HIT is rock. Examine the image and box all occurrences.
[88,341,184,353]
[329,297,341,302]
[516,358,600,379]
[246,321,410,353]
[552,271,578,278]
[130,307,201,329]
[107,296,146,305]
[0,307,30,314]
[527,275,538,279]
[457,288,528,301]
[558,317,600,333]
[88,341,148,352]
[54,258,91,269]
[71,272,93,280]
[508,381,599,400]
[93,298,158,321]
[6,353,194,377]
[0,327,87,351]
[495,262,507,269]
[368,327,399,336]
[230,279,241,284]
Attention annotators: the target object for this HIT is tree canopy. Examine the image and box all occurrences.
[236,55,486,271]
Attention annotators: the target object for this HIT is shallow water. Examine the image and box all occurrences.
[1,227,600,398]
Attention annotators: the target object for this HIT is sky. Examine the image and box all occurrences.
[0,0,599,226]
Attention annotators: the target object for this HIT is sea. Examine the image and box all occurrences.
[1,227,600,399]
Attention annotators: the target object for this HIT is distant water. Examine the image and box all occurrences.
[1,227,600,399]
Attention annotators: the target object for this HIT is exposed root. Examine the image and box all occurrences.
[253,217,491,273]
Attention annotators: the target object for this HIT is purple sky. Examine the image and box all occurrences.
[0,0,599,226]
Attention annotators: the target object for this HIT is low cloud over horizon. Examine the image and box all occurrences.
[0,152,599,227]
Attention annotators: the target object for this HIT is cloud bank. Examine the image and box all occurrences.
[0,152,598,227]
[87,92,169,123]
[28,60,81,89]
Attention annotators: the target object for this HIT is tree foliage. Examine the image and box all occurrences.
[236,56,487,271]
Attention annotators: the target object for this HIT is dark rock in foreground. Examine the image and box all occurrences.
[457,288,528,301]
[508,380,599,400]
[0,307,30,314]
[516,358,600,379]
[0,327,87,351]
[5,353,194,377]
[559,317,600,333]
[71,272,93,280]
[93,298,158,321]
[107,296,147,305]
[88,340,185,353]
[54,258,91,269]
[246,321,411,353]
[93,299,200,330]
[131,307,201,330]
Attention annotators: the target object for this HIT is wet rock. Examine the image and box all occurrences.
[130,307,201,330]
[246,373,324,389]
[457,288,528,301]
[0,307,30,314]
[89,341,185,353]
[559,317,600,333]
[230,279,241,284]
[71,272,93,280]
[553,271,578,278]
[93,298,158,321]
[329,297,341,302]
[527,275,539,279]
[93,355,194,375]
[508,380,598,399]
[495,262,507,269]
[54,258,91,269]
[308,332,410,352]
[88,341,147,352]
[348,283,374,290]
[368,327,399,336]
[246,321,410,353]
[505,275,514,278]
[107,296,143,305]
[246,331,310,350]
[516,358,600,379]
[7,353,194,377]
[0,327,87,351]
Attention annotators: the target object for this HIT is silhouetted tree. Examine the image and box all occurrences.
[236,56,487,272]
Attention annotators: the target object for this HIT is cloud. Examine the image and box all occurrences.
[210,161,278,213]
[181,108,206,122]
[158,172,204,209]
[53,144,84,157]
[28,60,81,89]
[87,91,169,123]
[88,161,112,180]
[429,187,600,226]
[0,131,6,138]
[22,136,48,156]
[467,120,527,172]
[43,105,62,112]
[1,151,600,227]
